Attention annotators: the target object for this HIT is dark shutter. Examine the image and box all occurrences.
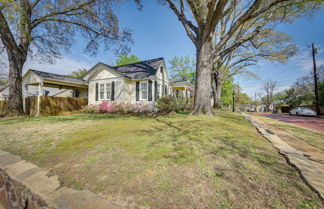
[154,81,157,101]
[95,83,98,101]
[111,81,115,101]
[136,81,139,101]
[148,80,152,101]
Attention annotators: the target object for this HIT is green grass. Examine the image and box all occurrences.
[0,112,322,208]
[251,114,324,151]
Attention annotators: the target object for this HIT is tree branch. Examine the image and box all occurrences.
[166,0,198,46]
[32,0,95,28]
[0,10,19,54]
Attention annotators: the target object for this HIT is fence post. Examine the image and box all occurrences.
[36,82,43,116]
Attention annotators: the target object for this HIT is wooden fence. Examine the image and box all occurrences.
[0,100,8,115]
[25,96,88,116]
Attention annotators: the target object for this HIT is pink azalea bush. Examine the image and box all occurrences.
[82,101,155,115]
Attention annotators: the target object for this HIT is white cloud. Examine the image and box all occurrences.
[23,56,93,75]
[292,49,324,73]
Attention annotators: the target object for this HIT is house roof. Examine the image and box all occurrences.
[112,58,164,80]
[30,70,88,85]
[170,77,189,83]
[84,58,165,81]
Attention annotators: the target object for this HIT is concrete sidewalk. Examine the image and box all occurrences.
[243,113,324,200]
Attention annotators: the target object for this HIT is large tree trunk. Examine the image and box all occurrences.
[213,73,223,108]
[191,40,214,116]
[6,52,26,117]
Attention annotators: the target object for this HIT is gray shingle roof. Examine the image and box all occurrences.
[31,70,87,85]
[170,77,189,83]
[112,58,164,80]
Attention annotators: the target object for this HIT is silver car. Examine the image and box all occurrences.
[289,107,317,116]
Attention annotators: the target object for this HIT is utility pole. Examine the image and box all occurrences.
[254,91,257,112]
[312,43,320,116]
[232,90,235,112]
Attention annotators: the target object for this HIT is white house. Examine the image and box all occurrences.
[83,58,172,105]
[7,58,193,109]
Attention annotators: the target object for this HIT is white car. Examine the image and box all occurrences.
[289,107,317,116]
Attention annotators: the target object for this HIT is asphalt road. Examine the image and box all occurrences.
[252,113,324,133]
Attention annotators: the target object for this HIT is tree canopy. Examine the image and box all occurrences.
[115,54,141,66]
[67,69,88,79]
[168,56,196,82]
[0,0,139,116]
[163,0,322,115]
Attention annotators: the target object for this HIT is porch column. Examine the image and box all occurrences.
[36,82,43,116]
[23,84,28,112]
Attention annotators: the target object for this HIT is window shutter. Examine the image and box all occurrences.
[111,81,115,101]
[95,83,98,101]
[136,81,139,101]
[154,81,157,101]
[148,80,152,101]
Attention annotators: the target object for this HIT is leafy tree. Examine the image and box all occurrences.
[0,0,138,116]
[319,81,324,106]
[168,56,195,82]
[67,69,88,79]
[233,83,252,107]
[163,0,321,115]
[220,77,234,107]
[280,73,314,106]
[115,54,141,66]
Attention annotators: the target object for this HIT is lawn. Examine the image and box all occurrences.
[250,114,324,151]
[0,112,322,208]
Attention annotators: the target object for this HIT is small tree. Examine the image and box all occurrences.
[0,0,138,116]
[262,80,276,111]
[115,54,141,66]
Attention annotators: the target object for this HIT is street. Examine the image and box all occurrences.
[252,113,324,133]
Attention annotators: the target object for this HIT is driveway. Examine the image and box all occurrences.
[251,113,324,133]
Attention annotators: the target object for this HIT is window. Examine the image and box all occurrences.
[160,66,163,73]
[99,84,104,100]
[140,82,148,100]
[106,83,111,100]
[165,85,168,95]
[157,83,161,99]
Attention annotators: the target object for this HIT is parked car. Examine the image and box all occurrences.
[289,107,317,116]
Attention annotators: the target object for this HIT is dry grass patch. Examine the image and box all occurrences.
[0,112,322,208]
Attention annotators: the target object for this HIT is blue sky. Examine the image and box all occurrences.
[23,0,324,98]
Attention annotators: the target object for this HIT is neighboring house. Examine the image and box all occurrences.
[22,69,88,98]
[83,58,171,105]
[0,85,9,100]
[4,57,195,107]
[170,77,194,99]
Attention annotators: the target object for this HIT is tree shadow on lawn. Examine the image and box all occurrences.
[0,113,146,124]
[139,115,281,171]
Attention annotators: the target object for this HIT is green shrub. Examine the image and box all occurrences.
[156,95,176,113]
[156,96,193,113]
[175,98,193,112]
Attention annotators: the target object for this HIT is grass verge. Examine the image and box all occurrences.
[250,114,324,151]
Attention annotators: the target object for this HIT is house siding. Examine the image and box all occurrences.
[88,69,126,105]
[87,60,174,106]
